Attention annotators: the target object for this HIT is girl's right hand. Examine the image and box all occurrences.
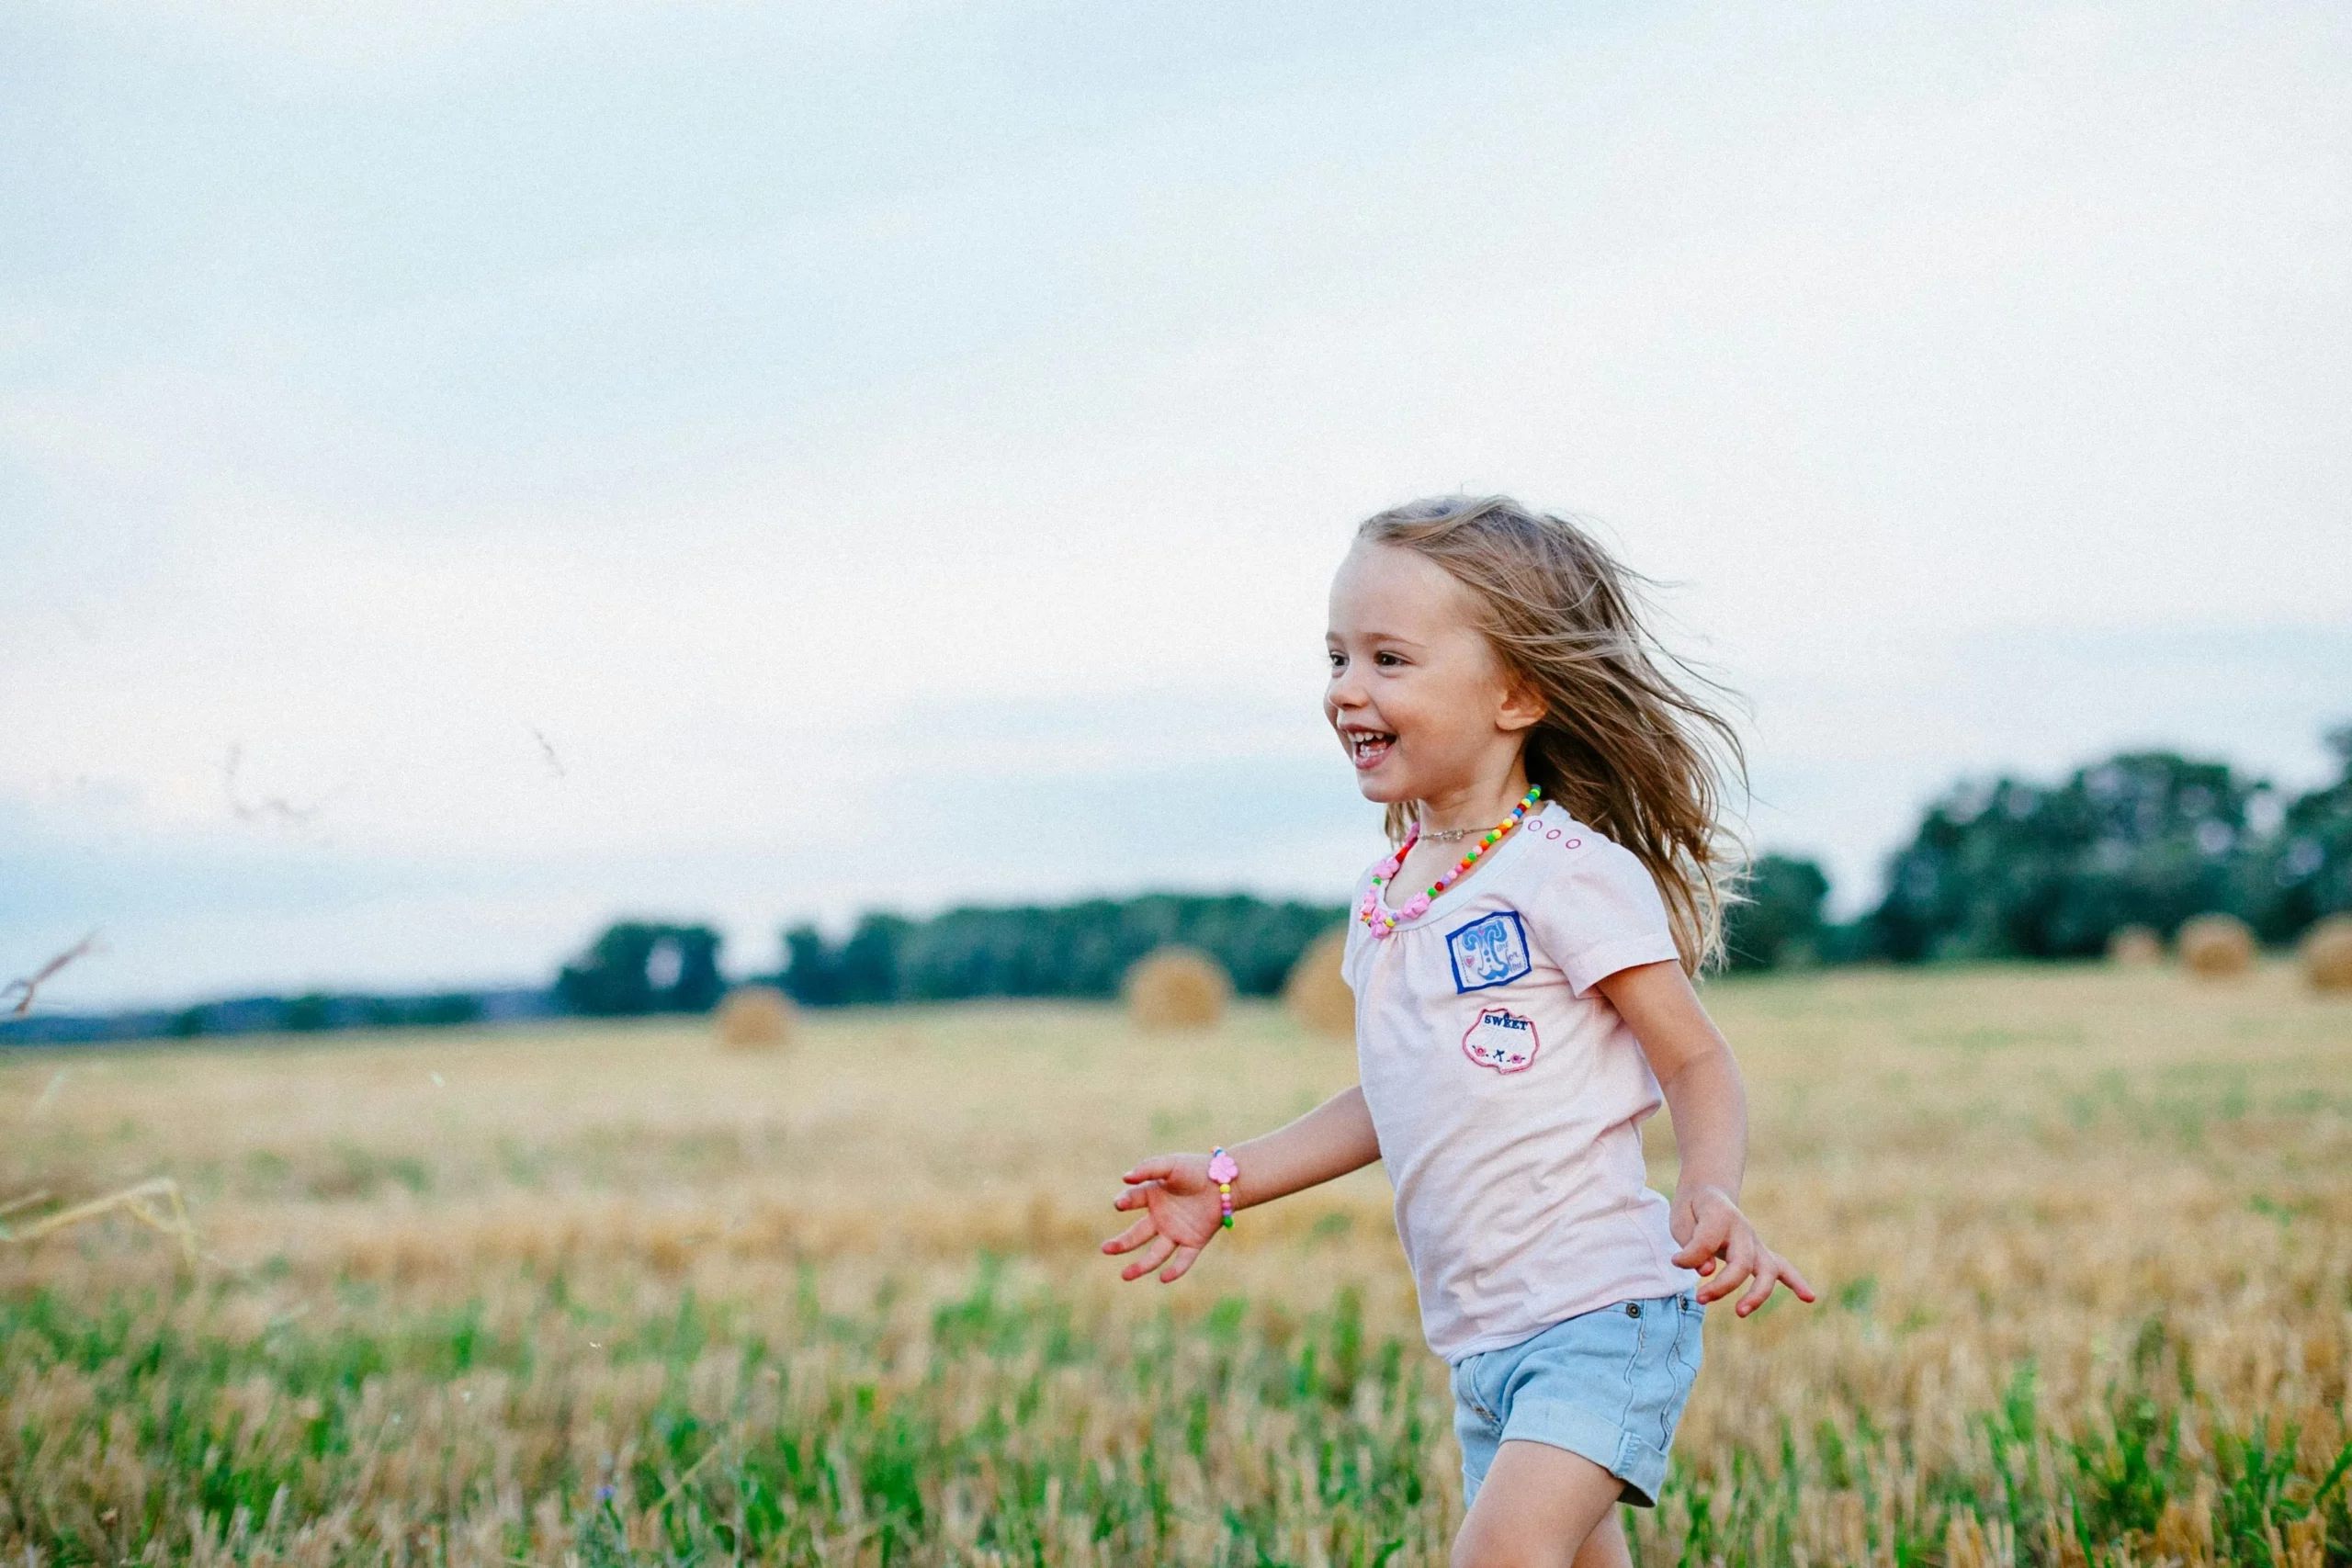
[1102,1153,1227,1283]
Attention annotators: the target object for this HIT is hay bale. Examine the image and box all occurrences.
[1125,947,1230,1031]
[2177,913,2256,979]
[2301,915,2352,993]
[2106,925,2164,967]
[714,985,797,1050]
[1283,929,1354,1038]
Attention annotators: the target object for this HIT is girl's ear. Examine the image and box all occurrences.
[1497,671,1546,734]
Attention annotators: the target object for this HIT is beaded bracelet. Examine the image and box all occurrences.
[1208,1147,1238,1229]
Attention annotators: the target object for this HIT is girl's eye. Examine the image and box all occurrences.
[1328,650,1346,671]
[1374,651,1402,668]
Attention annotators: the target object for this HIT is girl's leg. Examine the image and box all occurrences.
[1451,1439,1630,1568]
[1572,1506,1633,1568]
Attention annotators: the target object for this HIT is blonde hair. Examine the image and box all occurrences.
[1358,495,1745,974]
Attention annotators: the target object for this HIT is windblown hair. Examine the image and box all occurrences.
[1358,495,1745,974]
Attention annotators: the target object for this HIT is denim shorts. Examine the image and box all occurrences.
[1450,1291,1703,1509]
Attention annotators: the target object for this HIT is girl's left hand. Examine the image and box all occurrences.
[1670,1184,1816,1316]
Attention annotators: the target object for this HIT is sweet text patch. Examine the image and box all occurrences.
[1461,1006,1541,1073]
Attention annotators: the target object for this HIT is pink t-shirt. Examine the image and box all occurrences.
[1341,801,1698,1362]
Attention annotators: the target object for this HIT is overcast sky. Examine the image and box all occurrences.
[5,1,2348,1010]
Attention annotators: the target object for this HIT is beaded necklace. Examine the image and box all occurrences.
[1359,784,1543,937]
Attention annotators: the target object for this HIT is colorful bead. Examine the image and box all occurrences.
[1359,785,1542,939]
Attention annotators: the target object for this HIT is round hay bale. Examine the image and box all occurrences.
[2106,925,2164,967]
[714,984,797,1050]
[2177,913,2256,979]
[1283,929,1354,1038]
[1125,947,1231,1031]
[2301,915,2352,993]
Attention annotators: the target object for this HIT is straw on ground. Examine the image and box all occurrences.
[2,963,2347,1565]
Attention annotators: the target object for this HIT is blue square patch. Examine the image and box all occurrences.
[1445,910,1532,993]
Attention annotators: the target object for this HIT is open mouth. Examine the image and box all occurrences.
[1342,728,1396,770]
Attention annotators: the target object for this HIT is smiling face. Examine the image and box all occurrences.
[1324,542,1544,818]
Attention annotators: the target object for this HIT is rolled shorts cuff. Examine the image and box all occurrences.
[1491,1398,1672,1508]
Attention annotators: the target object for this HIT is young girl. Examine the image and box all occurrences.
[1102,496,1814,1568]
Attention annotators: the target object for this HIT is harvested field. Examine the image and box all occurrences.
[2,964,2348,1565]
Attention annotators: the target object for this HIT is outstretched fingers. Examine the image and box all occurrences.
[1108,1154,1222,1285]
[1119,1234,1177,1282]
[1157,1244,1203,1284]
[1112,1179,1163,1214]
[1735,1253,1818,1315]
[1101,1213,1159,1257]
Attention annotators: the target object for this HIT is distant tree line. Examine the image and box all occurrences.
[772,894,1348,1008]
[7,729,2346,1043]
[769,729,2352,999]
[1866,735,2351,962]
[0,987,558,1046]
[1721,730,2352,969]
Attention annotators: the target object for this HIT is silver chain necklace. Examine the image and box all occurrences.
[1419,804,1543,844]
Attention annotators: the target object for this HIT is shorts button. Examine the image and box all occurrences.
[1625,1303,1640,1317]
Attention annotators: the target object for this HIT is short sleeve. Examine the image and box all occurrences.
[1520,833,1681,997]
[1339,871,1375,991]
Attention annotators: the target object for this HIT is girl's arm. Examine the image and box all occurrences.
[1102,1086,1380,1283]
[1597,960,1816,1316]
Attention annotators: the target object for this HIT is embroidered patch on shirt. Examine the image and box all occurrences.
[1445,910,1532,993]
[1461,1006,1541,1073]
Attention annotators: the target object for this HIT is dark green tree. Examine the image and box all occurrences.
[1723,855,1831,972]
[557,922,725,1015]
[1871,752,2266,962]
[282,993,335,1032]
[2253,725,2352,939]
[413,993,482,1027]
[835,914,910,1005]
[779,923,842,1006]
